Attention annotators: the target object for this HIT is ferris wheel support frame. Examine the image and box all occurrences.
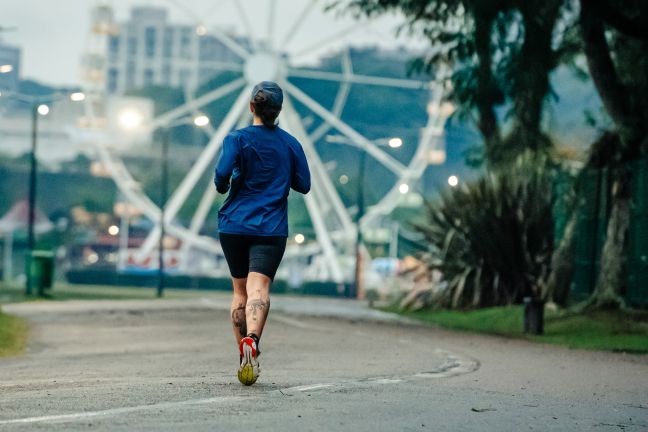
[78,1,454,280]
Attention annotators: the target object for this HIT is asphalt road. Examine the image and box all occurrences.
[1,295,647,431]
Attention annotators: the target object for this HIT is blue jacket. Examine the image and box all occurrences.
[214,125,311,236]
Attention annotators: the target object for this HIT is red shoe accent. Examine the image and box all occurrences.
[239,337,257,358]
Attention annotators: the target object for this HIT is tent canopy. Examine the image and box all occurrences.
[0,200,53,234]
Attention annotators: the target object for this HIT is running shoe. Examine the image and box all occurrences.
[237,336,260,386]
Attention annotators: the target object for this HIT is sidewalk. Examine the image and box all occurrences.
[3,292,415,325]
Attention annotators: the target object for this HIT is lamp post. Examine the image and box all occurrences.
[3,91,84,295]
[347,135,403,299]
[26,104,39,296]
[118,111,210,297]
[157,128,169,298]
[352,149,367,299]
[25,103,52,296]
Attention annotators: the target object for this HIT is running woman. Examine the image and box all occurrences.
[214,81,311,385]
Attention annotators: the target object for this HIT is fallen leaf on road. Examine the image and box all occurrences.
[471,408,497,413]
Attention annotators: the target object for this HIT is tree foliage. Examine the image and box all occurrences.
[331,0,571,166]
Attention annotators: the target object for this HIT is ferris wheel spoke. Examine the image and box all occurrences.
[280,0,318,48]
[149,77,245,131]
[281,96,355,235]
[290,20,374,59]
[302,192,346,283]
[288,69,432,90]
[163,85,252,220]
[267,0,277,49]
[166,0,250,59]
[207,26,251,60]
[231,0,258,50]
[308,48,353,143]
[193,60,243,73]
[282,80,407,177]
[178,180,218,270]
[136,85,254,259]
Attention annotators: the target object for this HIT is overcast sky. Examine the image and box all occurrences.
[0,0,422,87]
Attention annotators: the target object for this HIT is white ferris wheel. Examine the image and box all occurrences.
[79,0,453,283]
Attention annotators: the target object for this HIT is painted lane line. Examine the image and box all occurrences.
[0,395,250,426]
[275,348,479,396]
[280,383,335,393]
[270,314,315,330]
[0,349,479,426]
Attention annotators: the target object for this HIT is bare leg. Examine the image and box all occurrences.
[230,277,248,344]
[245,272,272,338]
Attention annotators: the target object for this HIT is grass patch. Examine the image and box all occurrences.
[0,309,28,357]
[384,305,648,354]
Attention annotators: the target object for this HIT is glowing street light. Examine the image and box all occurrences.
[193,115,210,127]
[108,225,120,236]
[294,233,305,244]
[388,137,403,148]
[37,104,50,116]
[196,25,207,36]
[0,64,13,73]
[398,183,410,194]
[70,92,86,102]
[118,109,143,130]
[448,175,459,187]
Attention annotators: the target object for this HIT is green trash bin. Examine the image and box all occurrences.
[27,251,55,296]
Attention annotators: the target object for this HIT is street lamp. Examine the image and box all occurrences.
[118,109,143,130]
[118,112,209,297]
[2,90,85,295]
[25,103,49,295]
[388,137,403,148]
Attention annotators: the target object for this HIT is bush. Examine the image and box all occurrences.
[414,153,555,309]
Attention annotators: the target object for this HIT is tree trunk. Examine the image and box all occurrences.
[545,210,577,305]
[473,10,503,164]
[507,0,561,155]
[579,0,643,310]
[579,0,636,131]
[588,173,630,309]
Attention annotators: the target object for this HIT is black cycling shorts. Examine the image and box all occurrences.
[219,233,287,280]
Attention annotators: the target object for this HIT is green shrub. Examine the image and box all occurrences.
[415,153,555,309]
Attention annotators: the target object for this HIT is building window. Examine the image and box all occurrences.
[128,35,137,55]
[143,69,154,87]
[108,68,119,94]
[163,28,174,58]
[126,61,136,91]
[108,35,120,57]
[162,64,171,84]
[179,68,191,87]
[180,27,192,59]
[145,27,157,58]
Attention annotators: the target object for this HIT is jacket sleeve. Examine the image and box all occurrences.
[214,134,239,194]
[291,141,311,194]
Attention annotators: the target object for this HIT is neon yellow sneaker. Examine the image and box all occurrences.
[238,336,260,386]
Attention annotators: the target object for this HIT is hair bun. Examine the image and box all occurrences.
[253,90,269,103]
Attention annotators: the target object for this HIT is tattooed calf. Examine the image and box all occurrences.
[247,299,270,322]
[231,304,247,339]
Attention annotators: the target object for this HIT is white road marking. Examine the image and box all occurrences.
[270,314,315,329]
[0,349,479,426]
[281,383,336,393]
[0,395,250,426]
